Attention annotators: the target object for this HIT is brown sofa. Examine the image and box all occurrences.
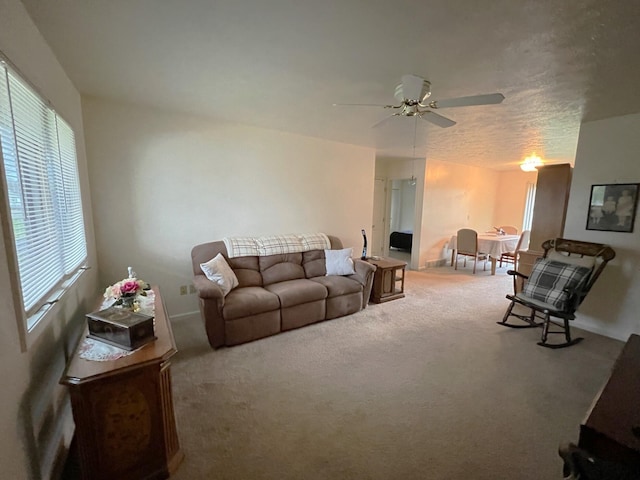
[191,235,376,348]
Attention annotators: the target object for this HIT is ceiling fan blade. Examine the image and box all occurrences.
[419,111,456,128]
[371,114,400,129]
[332,103,398,108]
[430,93,505,109]
[400,74,428,101]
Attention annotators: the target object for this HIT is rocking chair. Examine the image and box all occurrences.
[497,238,616,349]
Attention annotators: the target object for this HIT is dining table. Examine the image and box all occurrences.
[449,233,520,275]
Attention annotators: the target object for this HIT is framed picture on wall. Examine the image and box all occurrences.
[586,183,640,233]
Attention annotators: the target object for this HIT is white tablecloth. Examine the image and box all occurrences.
[450,234,519,258]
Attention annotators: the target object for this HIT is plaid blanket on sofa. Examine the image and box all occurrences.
[223,233,331,258]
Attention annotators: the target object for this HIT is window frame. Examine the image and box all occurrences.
[522,181,536,232]
[0,54,89,351]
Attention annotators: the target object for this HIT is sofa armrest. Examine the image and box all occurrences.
[193,274,226,348]
[350,259,376,285]
[349,259,376,308]
[193,274,225,303]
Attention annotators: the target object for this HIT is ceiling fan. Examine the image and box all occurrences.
[333,74,505,128]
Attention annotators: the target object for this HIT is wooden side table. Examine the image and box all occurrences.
[61,287,183,480]
[365,257,407,303]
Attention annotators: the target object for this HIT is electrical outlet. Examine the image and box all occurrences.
[189,284,196,294]
[179,285,187,295]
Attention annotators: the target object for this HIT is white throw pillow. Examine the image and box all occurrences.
[325,248,356,276]
[200,253,239,296]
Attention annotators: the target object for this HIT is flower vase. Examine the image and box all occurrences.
[119,295,136,310]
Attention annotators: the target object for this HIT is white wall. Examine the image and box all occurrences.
[389,179,416,232]
[564,113,640,341]
[399,182,416,231]
[82,97,376,317]
[0,0,99,478]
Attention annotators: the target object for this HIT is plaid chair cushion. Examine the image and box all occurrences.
[521,259,592,311]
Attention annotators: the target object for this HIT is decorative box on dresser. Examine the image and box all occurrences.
[518,163,573,280]
[60,287,183,480]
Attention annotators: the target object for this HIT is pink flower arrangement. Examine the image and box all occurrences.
[104,277,148,302]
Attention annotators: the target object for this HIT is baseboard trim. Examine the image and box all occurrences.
[424,259,447,268]
[170,310,200,321]
[573,319,629,342]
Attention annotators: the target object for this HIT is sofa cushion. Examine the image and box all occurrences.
[260,253,305,285]
[225,310,281,346]
[223,286,280,320]
[324,247,356,275]
[521,259,592,311]
[200,253,239,296]
[325,292,362,320]
[310,275,362,297]
[228,255,262,287]
[281,300,326,331]
[264,279,327,308]
[303,250,326,278]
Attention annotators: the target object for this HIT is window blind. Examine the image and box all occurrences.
[0,60,87,324]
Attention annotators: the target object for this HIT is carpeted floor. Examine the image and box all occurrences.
[169,266,623,480]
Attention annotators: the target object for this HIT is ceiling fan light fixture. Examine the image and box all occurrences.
[520,153,543,172]
[394,78,431,103]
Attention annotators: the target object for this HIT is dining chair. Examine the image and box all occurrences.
[497,238,615,348]
[454,228,487,274]
[498,225,518,235]
[499,229,530,269]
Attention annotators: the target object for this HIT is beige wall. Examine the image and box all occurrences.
[374,158,537,268]
[420,160,500,265]
[82,96,376,317]
[0,0,99,478]
[374,158,526,268]
[564,113,640,341]
[2,5,636,480]
[493,170,538,231]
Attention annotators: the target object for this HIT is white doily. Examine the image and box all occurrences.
[78,337,133,361]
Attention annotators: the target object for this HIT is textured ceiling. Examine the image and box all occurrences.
[18,0,640,170]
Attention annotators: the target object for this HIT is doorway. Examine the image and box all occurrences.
[387,178,416,264]
[371,177,387,257]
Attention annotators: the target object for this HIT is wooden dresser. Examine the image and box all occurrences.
[61,287,183,480]
[518,163,573,278]
[579,334,640,465]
